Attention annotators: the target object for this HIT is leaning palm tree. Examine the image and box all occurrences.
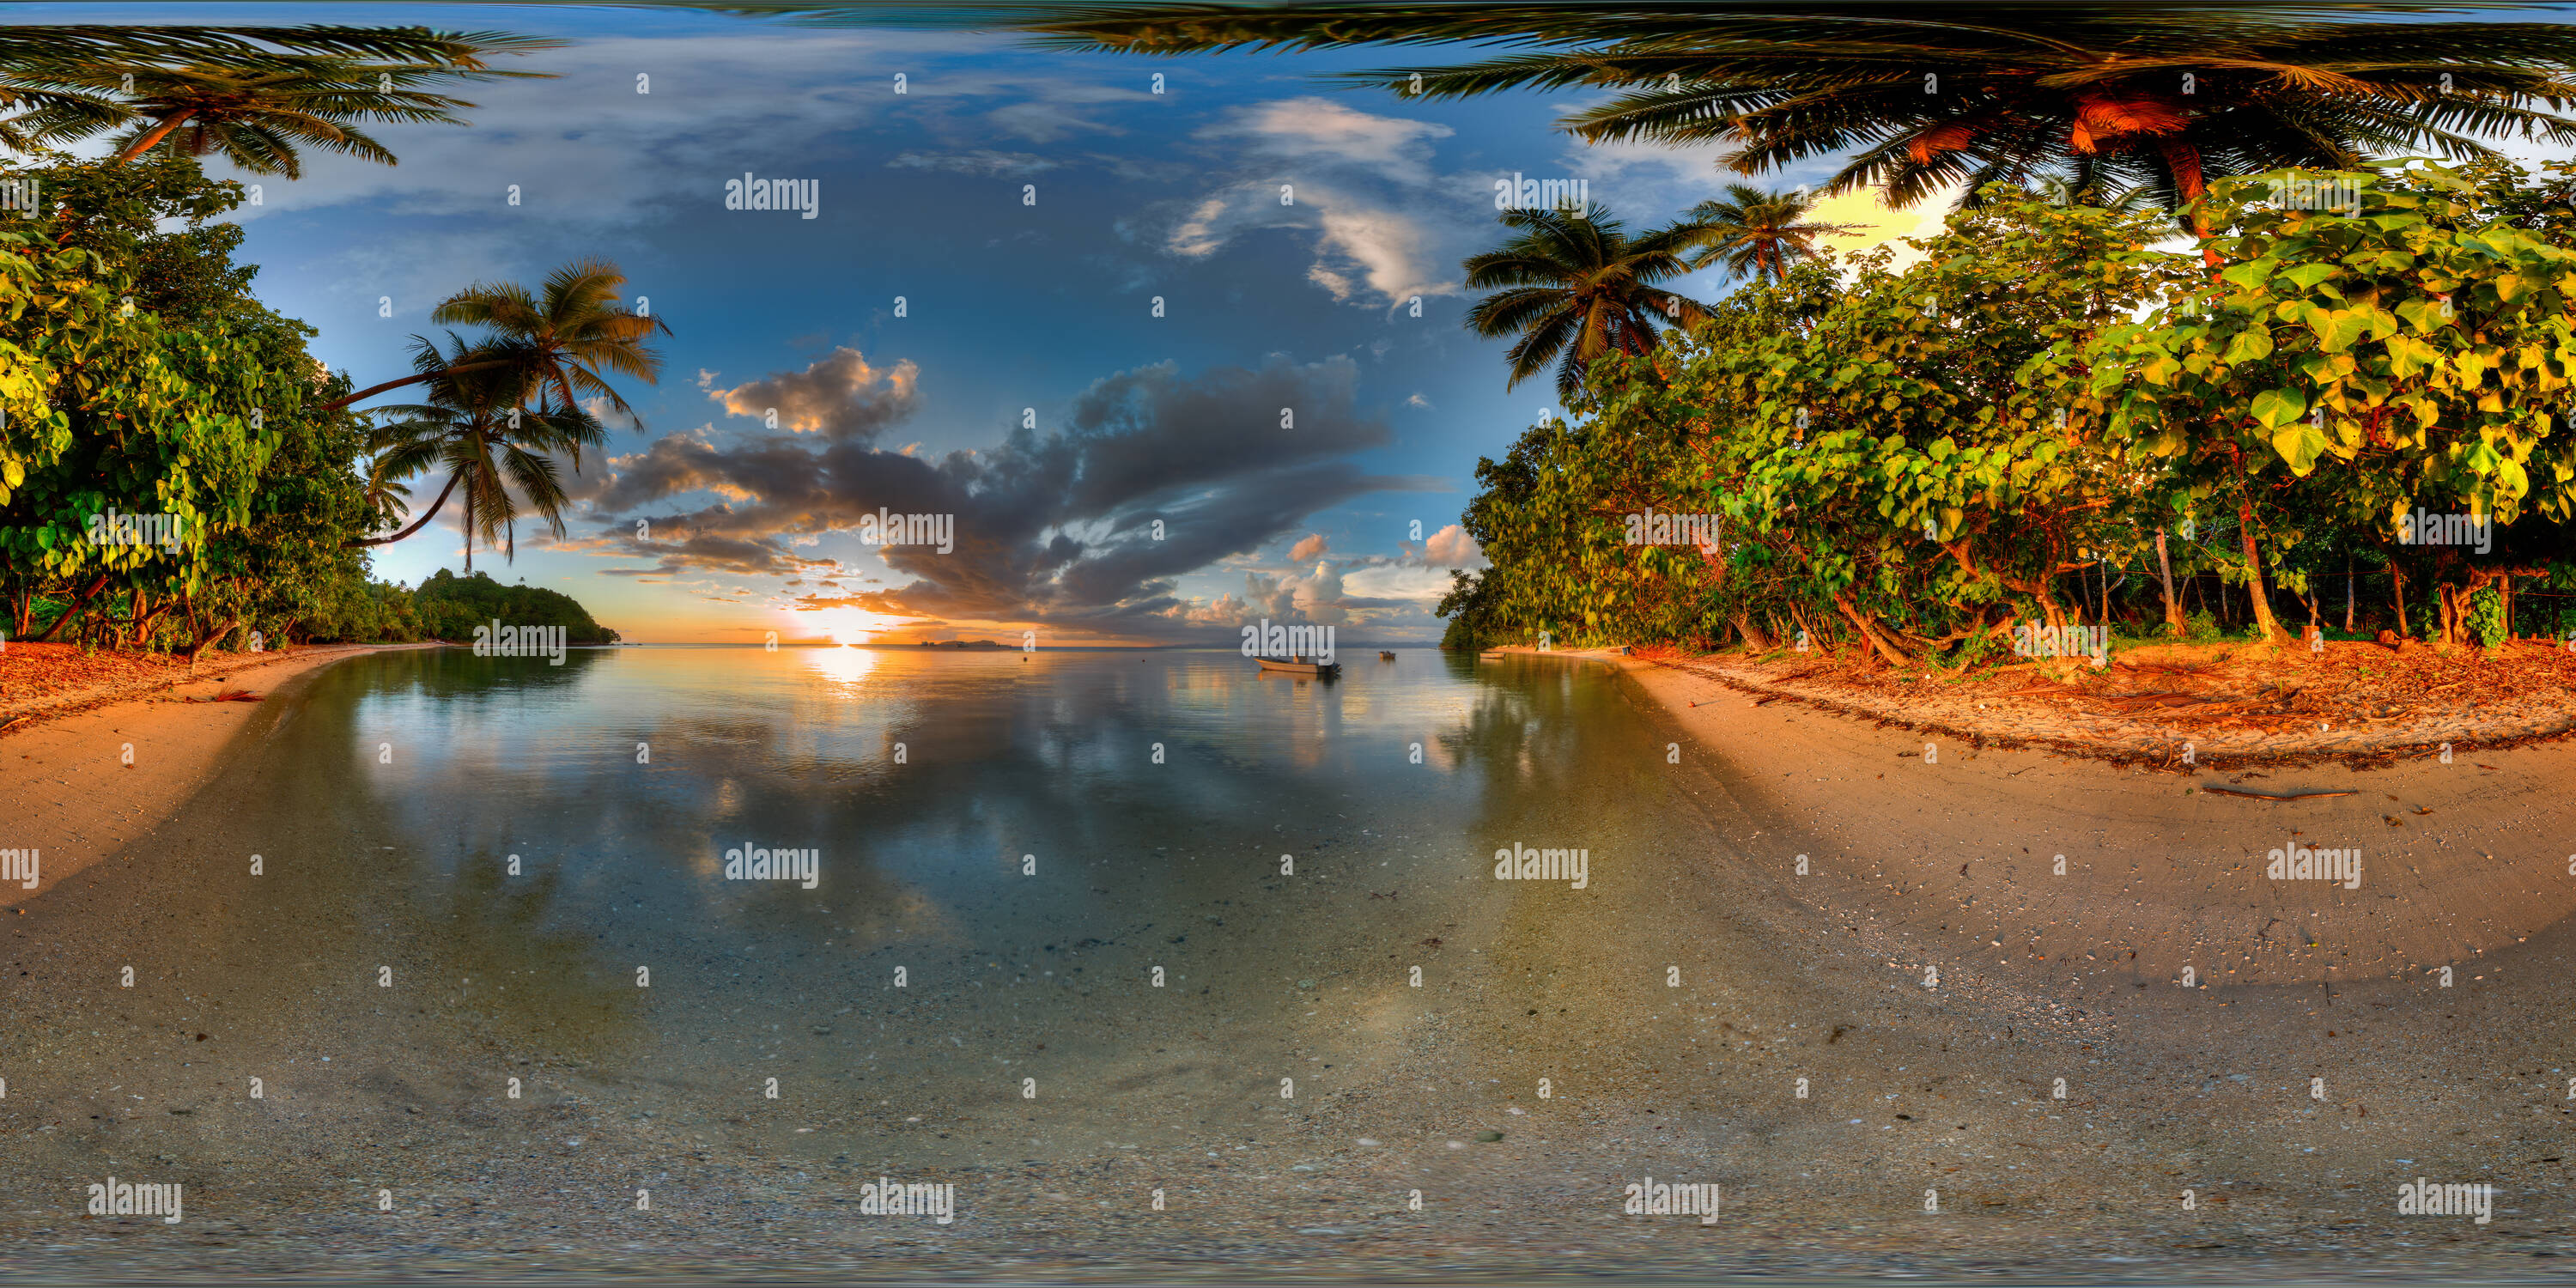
[0,28,555,167]
[1020,5,2576,222]
[0,25,549,144]
[323,258,671,422]
[15,56,501,177]
[351,332,608,569]
[1679,184,1860,281]
[1463,203,1710,401]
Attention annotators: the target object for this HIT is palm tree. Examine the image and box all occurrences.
[1463,204,1710,401]
[1020,5,2576,221]
[352,332,607,569]
[1680,184,1860,281]
[323,258,671,421]
[0,27,556,162]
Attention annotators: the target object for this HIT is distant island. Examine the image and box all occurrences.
[416,569,621,645]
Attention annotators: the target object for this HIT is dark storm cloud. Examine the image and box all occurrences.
[582,349,1443,633]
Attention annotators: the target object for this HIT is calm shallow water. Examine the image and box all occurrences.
[97,644,1695,1171]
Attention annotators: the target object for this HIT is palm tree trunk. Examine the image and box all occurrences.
[317,358,512,412]
[346,471,462,549]
[2160,140,2223,270]
[113,111,196,163]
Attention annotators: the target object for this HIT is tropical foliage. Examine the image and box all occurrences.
[1680,184,1856,281]
[0,153,620,653]
[1023,5,2576,219]
[1445,159,2576,658]
[1462,203,1710,399]
[413,568,619,645]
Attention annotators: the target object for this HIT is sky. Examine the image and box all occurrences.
[20,3,2498,646]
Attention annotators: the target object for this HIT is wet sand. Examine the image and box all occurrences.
[0,644,442,908]
[3,647,2573,1279]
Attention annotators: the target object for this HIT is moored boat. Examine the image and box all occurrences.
[1378,650,1395,660]
[1255,654,1340,677]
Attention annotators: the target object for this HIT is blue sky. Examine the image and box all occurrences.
[22,3,1813,643]
[30,4,2569,644]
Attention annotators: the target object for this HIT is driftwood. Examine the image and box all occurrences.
[2198,786,2359,801]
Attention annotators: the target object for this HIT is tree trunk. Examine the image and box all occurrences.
[2154,529,2185,637]
[2344,557,2355,634]
[112,111,197,163]
[2391,562,2407,638]
[186,614,240,662]
[1830,589,1911,667]
[1732,612,1771,652]
[2234,495,2283,643]
[348,471,462,548]
[315,358,511,414]
[32,574,110,642]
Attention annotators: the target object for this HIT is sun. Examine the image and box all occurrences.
[817,607,908,647]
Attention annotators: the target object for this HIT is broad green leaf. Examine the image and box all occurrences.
[2269,422,2329,475]
[2223,327,2274,365]
[2251,387,2307,429]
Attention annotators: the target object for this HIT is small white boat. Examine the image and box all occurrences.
[1255,654,1340,677]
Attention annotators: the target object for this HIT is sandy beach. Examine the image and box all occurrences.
[0,644,444,908]
[3,644,2573,1280]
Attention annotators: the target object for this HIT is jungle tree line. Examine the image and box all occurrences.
[1442,159,2576,658]
[0,25,665,654]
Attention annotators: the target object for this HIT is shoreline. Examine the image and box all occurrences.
[1473,641,2576,772]
[0,641,439,907]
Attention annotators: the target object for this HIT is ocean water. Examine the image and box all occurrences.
[36,644,1698,1180]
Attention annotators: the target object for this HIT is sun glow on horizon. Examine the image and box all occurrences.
[813,606,911,647]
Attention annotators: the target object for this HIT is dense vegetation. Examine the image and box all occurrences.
[0,155,617,653]
[1443,160,2576,659]
[413,568,618,645]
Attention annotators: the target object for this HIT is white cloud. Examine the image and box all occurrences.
[1342,562,1457,601]
[1198,96,1453,184]
[1425,523,1484,568]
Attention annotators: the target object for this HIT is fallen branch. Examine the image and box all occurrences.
[2198,786,2359,801]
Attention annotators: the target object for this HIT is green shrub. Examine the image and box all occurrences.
[2467,586,2506,648]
